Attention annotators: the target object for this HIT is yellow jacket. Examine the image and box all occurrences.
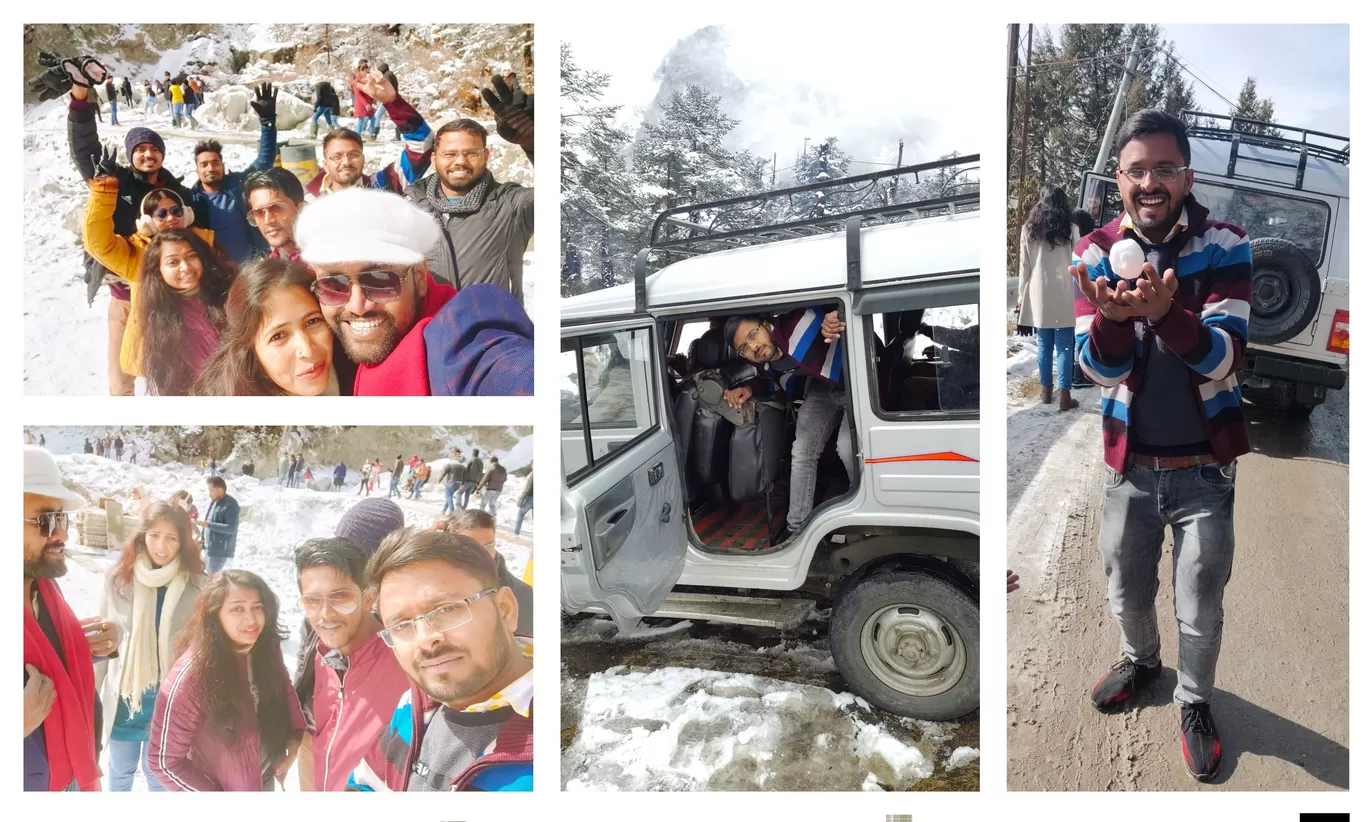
[169,84,184,104]
[82,176,215,376]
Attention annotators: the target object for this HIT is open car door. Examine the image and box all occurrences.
[561,321,688,630]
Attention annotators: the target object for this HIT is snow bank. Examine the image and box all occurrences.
[563,666,936,791]
[946,746,979,769]
[195,85,313,131]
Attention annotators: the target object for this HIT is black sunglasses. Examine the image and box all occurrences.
[311,268,411,307]
[153,205,185,221]
[24,511,70,536]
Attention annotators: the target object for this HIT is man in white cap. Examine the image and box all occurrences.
[23,446,120,791]
[295,187,534,396]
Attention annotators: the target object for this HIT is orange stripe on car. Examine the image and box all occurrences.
[864,451,979,464]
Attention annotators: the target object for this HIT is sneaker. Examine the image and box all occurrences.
[1089,657,1160,710]
[1180,703,1221,781]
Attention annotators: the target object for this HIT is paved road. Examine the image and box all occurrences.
[1006,380,1349,791]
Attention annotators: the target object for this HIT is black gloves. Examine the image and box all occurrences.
[27,54,108,101]
[250,82,277,123]
[91,144,120,179]
[481,74,534,154]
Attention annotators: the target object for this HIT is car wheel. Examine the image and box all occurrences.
[1248,237,1321,344]
[830,569,979,720]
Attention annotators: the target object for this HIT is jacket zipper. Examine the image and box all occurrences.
[323,681,346,788]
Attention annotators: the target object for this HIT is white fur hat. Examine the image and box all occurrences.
[295,187,439,267]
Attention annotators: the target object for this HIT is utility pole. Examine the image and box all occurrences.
[892,137,904,199]
[1093,31,1142,173]
[1015,24,1033,225]
[771,152,777,186]
[1007,24,1019,170]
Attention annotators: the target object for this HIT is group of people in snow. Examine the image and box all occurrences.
[82,432,128,462]
[29,51,535,397]
[23,445,534,792]
[309,58,403,141]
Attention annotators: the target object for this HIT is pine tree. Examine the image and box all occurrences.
[1230,76,1278,135]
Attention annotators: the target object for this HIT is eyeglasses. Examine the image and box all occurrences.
[326,151,363,164]
[24,512,70,536]
[247,201,292,226]
[153,205,185,221]
[378,589,498,648]
[1119,166,1189,184]
[312,268,412,307]
[297,590,360,614]
[436,150,486,163]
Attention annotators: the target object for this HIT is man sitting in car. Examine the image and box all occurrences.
[723,308,854,545]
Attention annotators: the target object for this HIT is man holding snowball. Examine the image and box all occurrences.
[1072,109,1252,782]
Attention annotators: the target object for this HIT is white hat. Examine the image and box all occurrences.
[24,447,87,510]
[295,187,440,267]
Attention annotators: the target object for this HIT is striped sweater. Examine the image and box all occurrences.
[1073,195,1252,471]
[756,307,843,393]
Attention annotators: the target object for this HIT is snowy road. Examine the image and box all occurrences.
[1005,366,1349,791]
[560,616,979,791]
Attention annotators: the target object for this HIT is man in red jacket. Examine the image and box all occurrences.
[294,537,408,791]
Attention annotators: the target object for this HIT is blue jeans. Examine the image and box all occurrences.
[479,489,501,513]
[144,95,155,113]
[371,104,385,135]
[410,479,426,499]
[108,738,165,792]
[312,106,337,128]
[185,103,197,123]
[457,481,475,509]
[172,102,183,121]
[442,481,458,514]
[388,476,400,497]
[514,497,532,535]
[1099,461,1237,705]
[356,114,375,135]
[207,554,232,574]
[109,100,118,125]
[1036,326,1074,390]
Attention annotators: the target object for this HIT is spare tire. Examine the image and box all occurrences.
[1248,237,1321,344]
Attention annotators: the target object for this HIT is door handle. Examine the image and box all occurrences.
[648,462,665,486]
[606,508,628,525]
[660,502,672,523]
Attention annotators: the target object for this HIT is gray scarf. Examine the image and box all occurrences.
[423,170,493,215]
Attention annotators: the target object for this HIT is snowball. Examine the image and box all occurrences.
[1110,238,1145,280]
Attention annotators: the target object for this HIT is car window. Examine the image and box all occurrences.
[1192,181,1329,265]
[674,321,709,356]
[562,328,659,481]
[869,303,980,415]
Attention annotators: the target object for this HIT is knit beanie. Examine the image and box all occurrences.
[334,497,405,556]
[125,126,166,161]
[295,187,439,267]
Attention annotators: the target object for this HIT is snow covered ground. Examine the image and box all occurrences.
[560,618,975,791]
[41,445,530,791]
[24,49,536,396]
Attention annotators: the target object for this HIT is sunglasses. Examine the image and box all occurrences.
[247,201,292,226]
[298,590,360,615]
[24,511,70,536]
[311,268,411,307]
[153,205,185,221]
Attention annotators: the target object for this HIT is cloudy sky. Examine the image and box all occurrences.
[562,20,982,172]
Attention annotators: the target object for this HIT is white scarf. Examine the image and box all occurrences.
[117,553,189,712]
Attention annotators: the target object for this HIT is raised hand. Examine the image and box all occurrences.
[79,56,110,86]
[356,70,396,105]
[820,310,846,343]
[1117,263,1179,323]
[481,74,534,152]
[1072,262,1136,323]
[27,60,73,101]
[91,143,120,179]
[250,82,277,122]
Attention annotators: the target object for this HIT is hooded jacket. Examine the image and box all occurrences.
[351,273,458,396]
[308,632,410,792]
[82,176,218,377]
[480,464,507,492]
[405,173,534,299]
[149,649,306,791]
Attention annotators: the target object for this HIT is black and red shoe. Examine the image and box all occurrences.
[1180,702,1222,781]
[1089,658,1160,711]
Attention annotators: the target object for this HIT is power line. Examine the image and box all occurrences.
[1164,44,1240,106]
[1006,44,1161,79]
[1163,45,1239,111]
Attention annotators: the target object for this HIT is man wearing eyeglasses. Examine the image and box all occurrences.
[295,538,409,792]
[347,528,532,792]
[295,186,534,396]
[447,509,532,636]
[1073,109,1251,782]
[304,71,432,201]
[188,83,280,265]
[405,75,534,303]
[23,446,121,791]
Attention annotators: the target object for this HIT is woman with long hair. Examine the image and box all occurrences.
[193,257,339,396]
[149,570,304,791]
[95,502,207,791]
[136,228,233,395]
[83,178,231,394]
[1018,184,1081,411]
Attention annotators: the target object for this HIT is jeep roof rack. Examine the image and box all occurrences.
[632,156,979,311]
[1181,110,1349,191]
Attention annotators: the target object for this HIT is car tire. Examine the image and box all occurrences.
[1248,237,1321,344]
[830,569,979,720]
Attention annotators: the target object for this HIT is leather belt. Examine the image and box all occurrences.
[1126,452,1216,470]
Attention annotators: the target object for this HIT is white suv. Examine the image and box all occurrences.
[560,159,981,719]
[1081,111,1349,418]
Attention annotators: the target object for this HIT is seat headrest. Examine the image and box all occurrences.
[689,328,733,370]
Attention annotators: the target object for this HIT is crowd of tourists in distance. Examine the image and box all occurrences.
[24,445,534,791]
[29,52,536,397]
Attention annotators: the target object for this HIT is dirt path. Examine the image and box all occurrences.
[1007,380,1349,791]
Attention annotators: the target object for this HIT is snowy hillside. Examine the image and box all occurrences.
[43,445,531,791]
[23,23,536,395]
